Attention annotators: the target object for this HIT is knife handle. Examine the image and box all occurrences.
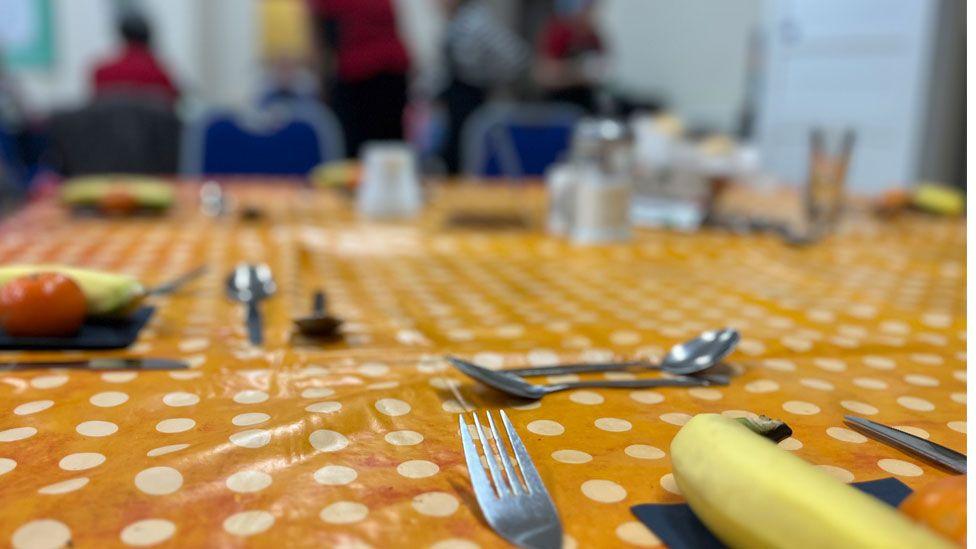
[246,301,263,345]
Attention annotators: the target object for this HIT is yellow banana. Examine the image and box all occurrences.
[670,414,954,549]
[0,265,144,316]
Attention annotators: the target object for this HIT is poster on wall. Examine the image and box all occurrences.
[0,0,54,69]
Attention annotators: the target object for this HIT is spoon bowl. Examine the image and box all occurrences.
[226,263,276,345]
[661,327,740,375]
[506,327,740,378]
[225,263,276,302]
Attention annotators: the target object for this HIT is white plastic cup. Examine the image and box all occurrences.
[357,141,422,219]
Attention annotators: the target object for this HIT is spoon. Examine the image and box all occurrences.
[505,328,740,377]
[225,263,276,345]
[293,290,342,337]
[447,356,724,400]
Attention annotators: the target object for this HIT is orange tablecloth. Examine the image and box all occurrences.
[0,182,966,548]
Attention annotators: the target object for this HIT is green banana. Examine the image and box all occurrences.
[0,265,145,316]
[670,414,954,549]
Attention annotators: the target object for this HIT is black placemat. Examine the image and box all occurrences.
[0,307,155,350]
[630,478,912,549]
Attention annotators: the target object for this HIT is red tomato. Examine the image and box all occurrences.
[900,475,966,545]
[99,189,138,215]
[0,273,87,337]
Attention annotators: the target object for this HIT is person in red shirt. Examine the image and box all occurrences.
[308,0,410,157]
[535,0,605,112]
[91,13,179,105]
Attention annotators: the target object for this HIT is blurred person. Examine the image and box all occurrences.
[91,12,179,104]
[438,0,529,173]
[260,0,319,106]
[262,58,319,107]
[308,0,411,157]
[534,0,606,112]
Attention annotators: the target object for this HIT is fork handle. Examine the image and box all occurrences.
[548,377,711,392]
[507,360,655,377]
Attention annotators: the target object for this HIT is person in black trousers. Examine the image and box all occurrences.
[438,0,529,173]
[309,0,411,157]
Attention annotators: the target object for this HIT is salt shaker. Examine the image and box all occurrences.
[572,165,631,243]
[568,118,634,244]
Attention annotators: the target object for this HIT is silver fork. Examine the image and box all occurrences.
[460,410,563,549]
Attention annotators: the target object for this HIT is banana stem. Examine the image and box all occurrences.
[736,415,794,442]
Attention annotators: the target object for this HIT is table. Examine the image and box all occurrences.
[0,181,966,548]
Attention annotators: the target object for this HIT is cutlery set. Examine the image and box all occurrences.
[448,356,725,400]
[456,413,966,549]
[2,263,332,372]
[226,264,344,344]
[446,330,965,548]
[447,327,737,400]
[6,260,963,549]
[447,329,742,547]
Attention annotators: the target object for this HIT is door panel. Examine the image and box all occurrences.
[756,0,936,193]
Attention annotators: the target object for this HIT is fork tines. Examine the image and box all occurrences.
[459,410,563,549]
[461,410,534,497]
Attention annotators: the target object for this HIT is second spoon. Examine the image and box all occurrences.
[506,327,739,377]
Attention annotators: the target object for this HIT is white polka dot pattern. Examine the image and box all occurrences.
[0,186,964,547]
[120,519,176,546]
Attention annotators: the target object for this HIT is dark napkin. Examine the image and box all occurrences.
[0,307,155,350]
[630,478,913,549]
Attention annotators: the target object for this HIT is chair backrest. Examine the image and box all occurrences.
[0,143,22,212]
[181,103,344,176]
[46,95,181,177]
[0,123,25,191]
[461,102,584,178]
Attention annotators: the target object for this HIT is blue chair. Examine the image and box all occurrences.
[461,102,584,178]
[181,103,344,176]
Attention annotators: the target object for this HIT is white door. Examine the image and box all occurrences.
[755,0,937,194]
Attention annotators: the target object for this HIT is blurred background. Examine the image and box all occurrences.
[0,0,966,207]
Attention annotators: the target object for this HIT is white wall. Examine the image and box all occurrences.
[13,0,251,113]
[196,0,260,107]
[16,0,115,112]
[600,0,762,132]
[140,0,203,97]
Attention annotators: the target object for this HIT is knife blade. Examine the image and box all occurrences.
[0,358,189,371]
[845,415,967,474]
